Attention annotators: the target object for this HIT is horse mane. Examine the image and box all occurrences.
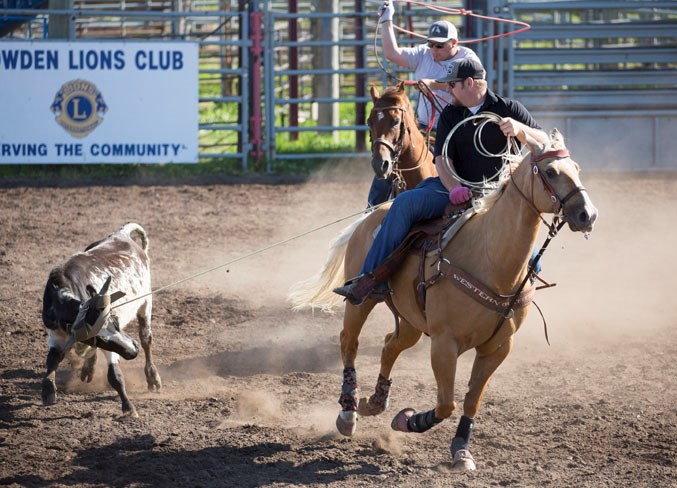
[378,84,410,104]
[473,129,567,214]
[472,156,517,214]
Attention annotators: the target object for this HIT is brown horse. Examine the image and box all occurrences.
[290,129,598,471]
[368,82,437,197]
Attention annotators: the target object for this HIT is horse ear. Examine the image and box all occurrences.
[396,81,406,92]
[370,84,380,101]
[550,128,565,149]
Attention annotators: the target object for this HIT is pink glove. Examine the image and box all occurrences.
[449,186,472,205]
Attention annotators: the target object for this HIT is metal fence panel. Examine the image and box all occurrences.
[3,0,676,170]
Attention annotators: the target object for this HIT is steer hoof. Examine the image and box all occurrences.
[122,403,139,419]
[145,365,162,392]
[450,449,476,472]
[41,379,57,406]
[336,410,357,437]
[391,408,416,432]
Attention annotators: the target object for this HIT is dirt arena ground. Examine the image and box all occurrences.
[1,165,675,487]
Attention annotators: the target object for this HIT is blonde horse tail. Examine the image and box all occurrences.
[289,214,367,313]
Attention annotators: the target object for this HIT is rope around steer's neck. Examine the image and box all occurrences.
[439,112,520,191]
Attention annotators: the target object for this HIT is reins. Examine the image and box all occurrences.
[487,218,566,345]
[490,149,587,344]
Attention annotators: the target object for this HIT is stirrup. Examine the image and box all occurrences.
[333,275,365,306]
[333,284,366,306]
[333,274,388,306]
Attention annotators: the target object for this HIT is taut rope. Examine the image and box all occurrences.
[111,203,388,311]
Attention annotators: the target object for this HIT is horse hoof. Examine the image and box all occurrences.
[390,408,416,432]
[41,379,57,406]
[336,410,357,437]
[42,391,56,406]
[450,449,476,472]
[357,396,390,417]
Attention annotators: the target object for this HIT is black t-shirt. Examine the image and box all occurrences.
[434,90,541,184]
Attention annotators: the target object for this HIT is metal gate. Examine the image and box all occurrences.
[2,0,676,170]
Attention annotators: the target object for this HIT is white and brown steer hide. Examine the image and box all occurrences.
[41,223,161,417]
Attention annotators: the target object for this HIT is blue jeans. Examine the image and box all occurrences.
[367,176,393,207]
[362,177,449,274]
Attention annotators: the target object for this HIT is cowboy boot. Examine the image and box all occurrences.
[333,273,389,306]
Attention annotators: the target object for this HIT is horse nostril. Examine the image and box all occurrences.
[578,211,590,225]
[381,161,390,174]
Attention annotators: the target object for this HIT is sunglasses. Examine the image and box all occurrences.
[427,42,447,49]
[447,80,462,88]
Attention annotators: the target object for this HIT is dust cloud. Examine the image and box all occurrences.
[170,158,373,310]
[151,162,677,429]
[517,171,677,351]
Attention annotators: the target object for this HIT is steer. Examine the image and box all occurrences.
[41,223,161,417]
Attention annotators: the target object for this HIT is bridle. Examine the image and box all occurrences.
[370,104,408,167]
[531,149,588,213]
[369,103,429,191]
[510,148,588,229]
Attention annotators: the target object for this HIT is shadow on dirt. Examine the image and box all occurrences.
[0,433,382,487]
[165,343,342,379]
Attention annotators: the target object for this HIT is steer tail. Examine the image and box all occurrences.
[288,215,367,313]
[120,222,149,252]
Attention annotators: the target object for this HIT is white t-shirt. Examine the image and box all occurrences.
[401,45,480,129]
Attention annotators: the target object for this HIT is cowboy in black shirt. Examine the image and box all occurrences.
[335,58,548,306]
[435,89,541,184]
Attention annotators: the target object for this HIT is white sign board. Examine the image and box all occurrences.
[0,41,198,163]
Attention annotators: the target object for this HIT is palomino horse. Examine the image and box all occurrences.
[368,82,437,197]
[290,129,598,471]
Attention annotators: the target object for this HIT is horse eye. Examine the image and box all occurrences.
[545,168,557,178]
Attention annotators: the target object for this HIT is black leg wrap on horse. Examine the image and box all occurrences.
[406,409,443,433]
[338,367,358,411]
[451,415,475,454]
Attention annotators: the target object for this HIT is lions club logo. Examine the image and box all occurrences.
[50,79,108,138]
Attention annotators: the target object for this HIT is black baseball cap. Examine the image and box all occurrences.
[436,58,486,83]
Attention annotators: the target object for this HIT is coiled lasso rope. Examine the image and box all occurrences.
[439,112,521,191]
